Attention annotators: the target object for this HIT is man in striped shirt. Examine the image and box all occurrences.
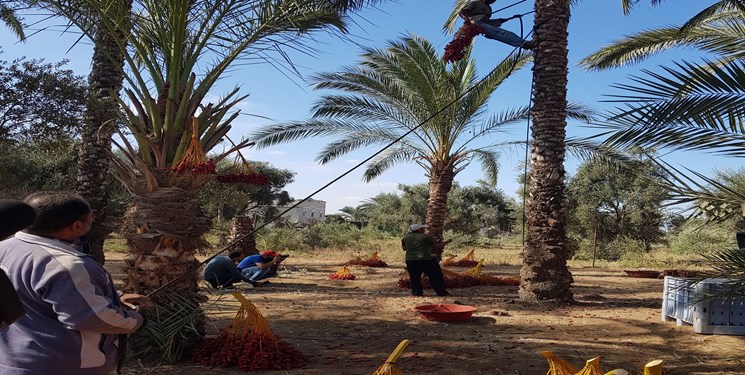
[0,192,148,374]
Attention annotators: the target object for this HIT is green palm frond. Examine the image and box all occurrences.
[596,59,745,156]
[362,147,422,181]
[680,0,745,32]
[564,137,645,169]
[0,2,25,41]
[646,158,745,222]
[580,10,745,70]
[310,94,419,129]
[698,248,745,300]
[469,149,500,186]
[253,119,395,148]
[317,131,421,164]
[141,290,202,363]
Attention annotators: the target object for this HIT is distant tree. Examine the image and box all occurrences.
[0,57,86,144]
[566,152,670,251]
[361,192,407,235]
[0,140,79,197]
[461,180,515,234]
[338,205,369,222]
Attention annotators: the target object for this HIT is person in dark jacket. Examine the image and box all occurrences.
[401,224,451,297]
[0,199,36,329]
[459,0,535,49]
[0,192,148,375]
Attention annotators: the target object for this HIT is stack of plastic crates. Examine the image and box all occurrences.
[661,276,745,335]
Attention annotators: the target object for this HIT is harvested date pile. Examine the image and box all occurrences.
[328,266,356,280]
[441,249,479,267]
[398,261,519,289]
[192,292,307,371]
[345,251,388,267]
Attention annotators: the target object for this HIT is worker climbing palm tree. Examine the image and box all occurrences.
[459,0,535,49]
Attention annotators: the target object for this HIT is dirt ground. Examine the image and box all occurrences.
[110,255,745,375]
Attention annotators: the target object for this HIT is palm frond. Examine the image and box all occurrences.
[581,11,745,71]
[468,149,500,186]
[362,147,421,181]
[251,119,404,149]
[680,0,745,33]
[596,59,745,156]
[697,248,745,301]
[0,2,25,41]
[646,157,745,223]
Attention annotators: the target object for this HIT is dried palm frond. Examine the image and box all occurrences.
[372,339,409,375]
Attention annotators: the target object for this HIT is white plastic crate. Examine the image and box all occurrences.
[661,276,745,335]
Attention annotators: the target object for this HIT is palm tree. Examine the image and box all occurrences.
[74,0,132,265]
[517,0,574,303]
[250,35,535,244]
[49,0,387,357]
[339,205,369,223]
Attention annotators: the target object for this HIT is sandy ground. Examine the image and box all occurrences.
[110,256,745,375]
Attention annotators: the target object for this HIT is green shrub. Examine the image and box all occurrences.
[668,222,736,254]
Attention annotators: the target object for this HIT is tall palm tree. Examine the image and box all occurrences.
[49,0,386,357]
[517,0,574,303]
[75,0,132,265]
[250,35,535,244]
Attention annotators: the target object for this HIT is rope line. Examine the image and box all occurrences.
[146,15,537,298]
[492,0,528,14]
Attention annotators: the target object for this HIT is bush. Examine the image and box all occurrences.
[668,221,736,254]
[571,235,646,261]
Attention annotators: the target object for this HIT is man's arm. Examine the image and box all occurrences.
[255,256,283,270]
[401,237,407,251]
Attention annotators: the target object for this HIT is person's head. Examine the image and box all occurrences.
[261,249,279,259]
[0,200,37,239]
[228,251,245,262]
[23,192,92,240]
[409,223,427,233]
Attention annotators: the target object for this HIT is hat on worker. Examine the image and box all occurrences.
[409,223,427,232]
[0,199,36,239]
[261,249,280,258]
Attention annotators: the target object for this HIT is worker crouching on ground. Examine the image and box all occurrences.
[401,224,451,297]
[203,251,265,289]
[237,249,287,285]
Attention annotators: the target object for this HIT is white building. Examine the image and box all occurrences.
[279,199,326,225]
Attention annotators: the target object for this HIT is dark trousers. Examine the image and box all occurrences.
[406,259,448,296]
[204,273,244,288]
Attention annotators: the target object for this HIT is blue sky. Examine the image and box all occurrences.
[1,0,737,214]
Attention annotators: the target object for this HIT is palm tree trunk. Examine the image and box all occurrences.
[76,0,133,265]
[228,215,258,255]
[120,172,211,360]
[519,0,573,302]
[425,162,455,245]
[121,178,211,295]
